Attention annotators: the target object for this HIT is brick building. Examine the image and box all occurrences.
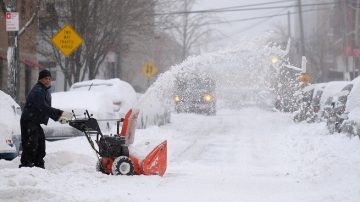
[0,0,42,105]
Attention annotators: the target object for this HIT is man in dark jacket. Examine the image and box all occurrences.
[19,69,72,169]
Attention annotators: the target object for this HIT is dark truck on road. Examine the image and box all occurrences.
[173,76,216,115]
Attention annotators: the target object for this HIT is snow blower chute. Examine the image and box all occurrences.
[68,109,167,176]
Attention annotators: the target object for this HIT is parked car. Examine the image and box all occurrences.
[43,78,137,140]
[69,78,137,116]
[310,84,326,121]
[339,76,360,136]
[0,90,21,160]
[173,75,216,115]
[293,83,326,123]
[318,81,350,121]
[325,83,353,133]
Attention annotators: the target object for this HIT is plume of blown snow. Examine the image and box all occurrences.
[137,34,286,113]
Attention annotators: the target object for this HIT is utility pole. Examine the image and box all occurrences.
[287,11,291,39]
[6,0,20,102]
[343,0,350,80]
[356,0,360,46]
[355,0,360,78]
[297,0,306,58]
[181,0,189,61]
[2,0,39,101]
[288,11,291,38]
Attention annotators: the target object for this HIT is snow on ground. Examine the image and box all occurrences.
[1,107,360,202]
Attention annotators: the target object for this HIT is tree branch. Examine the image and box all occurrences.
[0,0,6,15]
[18,0,40,36]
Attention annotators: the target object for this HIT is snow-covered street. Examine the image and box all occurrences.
[2,0,360,201]
[1,107,360,202]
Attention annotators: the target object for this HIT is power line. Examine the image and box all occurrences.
[158,7,332,29]
[197,0,298,12]
[154,2,338,15]
[198,5,292,46]
[196,6,331,47]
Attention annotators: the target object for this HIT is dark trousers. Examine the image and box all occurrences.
[20,119,46,168]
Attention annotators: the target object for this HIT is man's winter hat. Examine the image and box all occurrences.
[38,69,52,80]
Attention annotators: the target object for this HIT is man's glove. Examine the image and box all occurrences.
[58,111,73,124]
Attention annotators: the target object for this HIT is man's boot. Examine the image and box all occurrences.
[19,162,34,168]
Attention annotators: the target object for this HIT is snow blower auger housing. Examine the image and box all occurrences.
[69,109,167,176]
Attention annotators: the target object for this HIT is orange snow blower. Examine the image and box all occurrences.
[69,109,167,176]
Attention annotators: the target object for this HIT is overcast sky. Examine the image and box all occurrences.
[193,0,295,51]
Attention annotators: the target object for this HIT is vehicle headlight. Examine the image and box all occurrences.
[203,94,213,103]
[174,95,181,102]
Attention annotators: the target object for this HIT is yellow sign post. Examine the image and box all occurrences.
[51,24,83,57]
[142,63,158,79]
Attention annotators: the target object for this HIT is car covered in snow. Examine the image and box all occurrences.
[293,83,326,123]
[43,78,137,140]
[318,81,350,121]
[339,77,360,136]
[325,83,353,133]
[0,90,21,160]
[173,76,216,115]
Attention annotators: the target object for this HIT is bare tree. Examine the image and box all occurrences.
[158,0,217,61]
[39,0,156,88]
[270,23,289,49]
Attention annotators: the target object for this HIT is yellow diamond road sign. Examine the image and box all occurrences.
[142,63,158,78]
[51,24,83,57]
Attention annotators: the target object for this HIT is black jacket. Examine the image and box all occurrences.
[21,82,63,125]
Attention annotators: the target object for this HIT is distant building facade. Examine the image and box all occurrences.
[292,0,360,82]
[0,0,42,105]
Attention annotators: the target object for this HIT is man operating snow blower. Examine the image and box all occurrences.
[19,69,72,169]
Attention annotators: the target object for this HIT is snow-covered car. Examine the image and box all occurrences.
[173,76,216,115]
[293,83,326,123]
[0,90,21,160]
[325,83,353,133]
[310,84,326,120]
[69,78,137,116]
[339,77,360,136]
[43,78,137,140]
[318,81,350,121]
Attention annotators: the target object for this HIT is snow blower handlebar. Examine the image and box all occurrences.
[68,110,124,155]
